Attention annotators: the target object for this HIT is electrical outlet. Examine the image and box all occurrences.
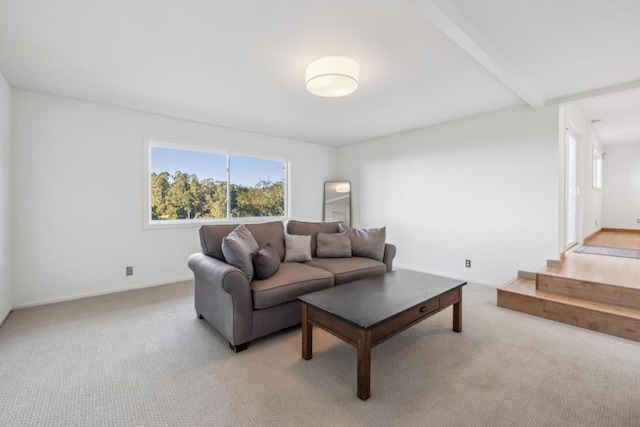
[126,266,133,276]
[465,259,471,268]
[637,219,640,224]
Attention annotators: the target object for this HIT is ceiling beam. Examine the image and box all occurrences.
[410,0,546,108]
[548,78,640,106]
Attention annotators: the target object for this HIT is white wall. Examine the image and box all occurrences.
[0,71,12,321]
[602,142,640,230]
[561,104,603,242]
[338,105,559,286]
[12,90,337,307]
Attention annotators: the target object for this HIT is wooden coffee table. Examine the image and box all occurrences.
[298,269,466,400]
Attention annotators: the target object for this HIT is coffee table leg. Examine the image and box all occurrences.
[357,329,372,400]
[302,303,313,360]
[453,288,462,332]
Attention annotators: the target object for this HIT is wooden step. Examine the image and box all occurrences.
[497,278,640,342]
[536,273,640,310]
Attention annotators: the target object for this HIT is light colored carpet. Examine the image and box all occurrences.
[0,281,638,426]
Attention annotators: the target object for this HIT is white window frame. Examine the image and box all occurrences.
[143,136,289,229]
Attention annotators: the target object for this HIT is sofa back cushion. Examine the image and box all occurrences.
[199,221,286,262]
[286,220,341,257]
[199,224,236,261]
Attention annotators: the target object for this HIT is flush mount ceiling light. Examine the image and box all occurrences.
[305,56,360,97]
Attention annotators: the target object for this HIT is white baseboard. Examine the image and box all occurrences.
[517,270,537,280]
[12,277,193,309]
[393,264,499,287]
[546,259,562,268]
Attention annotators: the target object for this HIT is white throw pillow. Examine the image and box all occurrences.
[284,234,312,262]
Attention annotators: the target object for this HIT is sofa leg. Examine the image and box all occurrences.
[197,312,204,319]
[229,342,249,353]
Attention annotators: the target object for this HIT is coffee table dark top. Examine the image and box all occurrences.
[298,269,466,330]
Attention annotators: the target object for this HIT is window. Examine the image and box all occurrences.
[592,146,603,190]
[146,141,287,225]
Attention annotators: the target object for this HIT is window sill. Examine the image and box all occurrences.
[144,216,290,230]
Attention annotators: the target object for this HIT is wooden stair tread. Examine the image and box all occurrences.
[501,279,640,320]
[540,248,640,291]
[538,269,639,291]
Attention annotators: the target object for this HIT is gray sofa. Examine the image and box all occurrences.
[187,220,396,352]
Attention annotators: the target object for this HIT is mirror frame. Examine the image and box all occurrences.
[323,181,351,226]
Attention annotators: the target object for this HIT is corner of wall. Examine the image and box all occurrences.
[0,69,13,321]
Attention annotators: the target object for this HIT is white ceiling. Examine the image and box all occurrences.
[575,88,640,146]
[1,0,639,146]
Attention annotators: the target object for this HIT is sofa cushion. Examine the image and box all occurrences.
[286,220,341,257]
[199,224,237,260]
[316,231,352,258]
[304,257,386,286]
[250,262,334,309]
[339,224,386,261]
[200,221,285,261]
[284,234,312,262]
[221,225,260,281]
[246,222,286,261]
[253,244,280,280]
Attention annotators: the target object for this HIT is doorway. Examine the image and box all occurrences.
[566,132,578,248]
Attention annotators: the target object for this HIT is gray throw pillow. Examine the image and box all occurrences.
[316,231,352,258]
[252,244,280,280]
[221,225,260,281]
[339,224,386,261]
[284,234,312,262]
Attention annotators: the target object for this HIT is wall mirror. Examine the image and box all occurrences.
[323,181,351,226]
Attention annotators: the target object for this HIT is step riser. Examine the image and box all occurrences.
[497,290,640,342]
[537,274,640,310]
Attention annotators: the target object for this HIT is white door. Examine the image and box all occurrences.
[566,133,578,248]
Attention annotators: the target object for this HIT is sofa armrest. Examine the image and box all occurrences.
[187,253,250,296]
[383,243,396,272]
[187,253,253,346]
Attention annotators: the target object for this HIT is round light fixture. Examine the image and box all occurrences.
[305,56,360,97]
